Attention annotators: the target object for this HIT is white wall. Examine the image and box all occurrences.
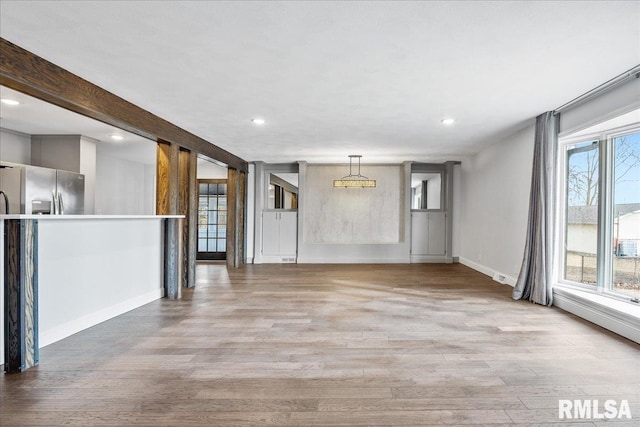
[80,136,96,214]
[460,123,534,283]
[297,163,411,263]
[452,163,461,258]
[197,158,227,179]
[303,164,402,244]
[143,163,156,215]
[0,128,31,164]
[246,163,255,262]
[95,149,154,215]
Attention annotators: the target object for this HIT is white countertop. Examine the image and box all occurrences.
[0,215,185,220]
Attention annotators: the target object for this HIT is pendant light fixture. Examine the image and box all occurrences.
[333,155,376,188]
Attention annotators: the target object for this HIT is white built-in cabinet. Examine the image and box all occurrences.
[262,210,297,261]
[410,211,446,260]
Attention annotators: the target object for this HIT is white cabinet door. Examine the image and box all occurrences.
[410,212,429,255]
[411,211,446,256]
[427,212,446,255]
[262,211,298,258]
[279,211,298,256]
[262,211,280,255]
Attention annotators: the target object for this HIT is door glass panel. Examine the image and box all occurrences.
[612,132,640,298]
[565,141,599,286]
[217,239,226,252]
[218,196,227,210]
[197,180,227,257]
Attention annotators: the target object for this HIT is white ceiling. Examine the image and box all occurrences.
[1,1,639,164]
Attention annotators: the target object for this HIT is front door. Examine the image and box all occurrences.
[198,179,227,260]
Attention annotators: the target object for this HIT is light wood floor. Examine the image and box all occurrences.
[1,263,639,426]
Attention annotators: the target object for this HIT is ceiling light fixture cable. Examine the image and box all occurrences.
[333,155,377,188]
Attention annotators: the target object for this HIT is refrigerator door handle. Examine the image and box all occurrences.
[58,192,64,215]
[52,190,58,215]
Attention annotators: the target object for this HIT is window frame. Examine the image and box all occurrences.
[263,164,299,211]
[557,122,640,302]
[410,163,446,213]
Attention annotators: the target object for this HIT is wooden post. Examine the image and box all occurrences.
[157,141,181,298]
[178,148,191,288]
[186,151,198,288]
[238,170,247,266]
[163,217,183,300]
[226,168,246,268]
[4,219,39,373]
[227,168,238,268]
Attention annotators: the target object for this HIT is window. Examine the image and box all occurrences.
[411,172,442,210]
[267,173,298,210]
[559,116,640,300]
[612,132,640,297]
[198,180,227,259]
[564,140,599,286]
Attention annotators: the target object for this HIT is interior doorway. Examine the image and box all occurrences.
[198,179,227,260]
[197,157,229,261]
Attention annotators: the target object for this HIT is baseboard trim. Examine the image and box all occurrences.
[257,255,297,264]
[297,257,410,264]
[39,289,163,348]
[410,255,451,264]
[459,257,517,286]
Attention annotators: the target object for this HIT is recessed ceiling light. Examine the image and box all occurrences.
[441,118,455,125]
[1,98,21,106]
[110,135,124,141]
[252,118,266,125]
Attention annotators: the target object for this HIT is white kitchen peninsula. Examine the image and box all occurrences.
[1,215,183,372]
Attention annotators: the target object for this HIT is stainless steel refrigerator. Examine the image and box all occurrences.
[0,164,85,214]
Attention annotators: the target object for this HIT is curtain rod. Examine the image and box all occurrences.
[554,64,640,114]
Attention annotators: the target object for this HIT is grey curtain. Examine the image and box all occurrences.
[513,111,558,306]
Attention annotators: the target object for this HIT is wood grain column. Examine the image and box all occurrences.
[4,219,39,374]
[156,141,179,216]
[227,168,238,268]
[186,151,198,288]
[157,141,181,298]
[226,168,247,268]
[178,148,197,288]
[238,170,246,266]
